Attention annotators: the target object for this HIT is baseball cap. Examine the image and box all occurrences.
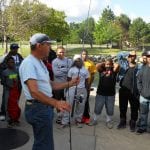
[144,50,150,56]
[10,43,19,50]
[73,54,82,61]
[30,33,54,45]
[142,51,147,56]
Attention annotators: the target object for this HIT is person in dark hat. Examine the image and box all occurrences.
[8,43,23,70]
[19,33,79,150]
[141,51,147,66]
[0,43,23,120]
[137,50,150,134]
[117,51,140,132]
[0,43,23,73]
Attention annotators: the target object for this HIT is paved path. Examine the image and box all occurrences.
[0,86,150,150]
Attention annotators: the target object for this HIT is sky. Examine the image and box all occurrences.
[39,0,150,23]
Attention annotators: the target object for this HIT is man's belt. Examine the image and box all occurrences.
[26,99,40,105]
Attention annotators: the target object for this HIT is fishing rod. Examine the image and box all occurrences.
[71,69,80,117]
[68,67,80,150]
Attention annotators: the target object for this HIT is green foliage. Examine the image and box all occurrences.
[0,0,70,46]
[0,1,150,53]
[101,6,115,23]
[94,7,122,46]
[68,18,95,47]
[129,18,150,47]
[78,17,95,47]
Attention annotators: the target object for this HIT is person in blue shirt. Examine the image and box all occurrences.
[19,33,79,150]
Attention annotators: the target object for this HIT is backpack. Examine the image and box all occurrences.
[116,51,129,82]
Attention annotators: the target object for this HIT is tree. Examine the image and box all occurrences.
[101,6,115,23]
[68,22,80,44]
[129,17,149,48]
[116,14,131,48]
[94,7,122,48]
[78,17,95,48]
[0,0,70,52]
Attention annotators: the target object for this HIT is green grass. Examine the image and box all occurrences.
[0,44,143,58]
[66,47,121,57]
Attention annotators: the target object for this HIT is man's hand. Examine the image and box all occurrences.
[55,100,71,112]
[69,77,80,87]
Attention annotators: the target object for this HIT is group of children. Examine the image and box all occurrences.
[53,47,150,134]
[2,44,150,135]
[52,46,120,130]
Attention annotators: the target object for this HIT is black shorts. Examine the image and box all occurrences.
[53,89,66,101]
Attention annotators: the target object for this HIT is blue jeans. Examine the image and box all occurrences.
[25,101,54,150]
[94,94,115,116]
[139,96,150,130]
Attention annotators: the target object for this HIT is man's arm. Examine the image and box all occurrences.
[51,77,79,90]
[96,62,105,72]
[26,79,71,112]
[137,69,143,93]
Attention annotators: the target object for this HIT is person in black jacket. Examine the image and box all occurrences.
[136,50,150,134]
[0,43,23,120]
[0,43,23,74]
[117,51,140,132]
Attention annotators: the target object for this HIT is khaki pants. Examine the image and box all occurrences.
[62,87,87,125]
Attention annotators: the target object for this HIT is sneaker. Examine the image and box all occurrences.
[88,119,98,126]
[85,118,90,124]
[76,122,83,128]
[129,120,136,132]
[81,116,86,123]
[117,120,126,129]
[7,120,15,128]
[136,129,147,135]
[0,115,6,121]
[82,116,90,124]
[14,121,20,126]
[59,124,68,129]
[106,121,113,129]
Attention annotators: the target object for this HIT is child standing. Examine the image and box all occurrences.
[89,58,119,129]
[1,57,21,127]
[61,54,89,128]
[52,46,72,124]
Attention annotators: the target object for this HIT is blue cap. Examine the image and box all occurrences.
[10,43,19,50]
[30,33,53,45]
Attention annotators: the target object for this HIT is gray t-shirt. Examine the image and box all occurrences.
[19,54,52,100]
[52,57,72,82]
[68,66,89,88]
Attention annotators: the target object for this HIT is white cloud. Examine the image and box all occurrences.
[129,13,150,23]
[39,0,111,22]
[39,0,149,23]
[142,17,150,23]
[113,4,124,16]
[129,13,137,22]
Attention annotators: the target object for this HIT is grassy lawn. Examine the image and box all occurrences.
[0,43,143,58]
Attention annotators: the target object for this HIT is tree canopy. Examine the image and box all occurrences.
[0,1,150,51]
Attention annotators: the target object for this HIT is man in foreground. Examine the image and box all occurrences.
[19,33,79,150]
